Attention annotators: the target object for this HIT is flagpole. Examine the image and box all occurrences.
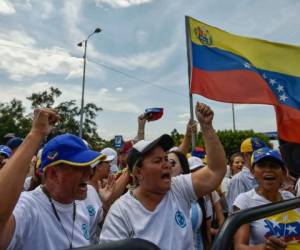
[185,16,196,150]
[232,103,236,131]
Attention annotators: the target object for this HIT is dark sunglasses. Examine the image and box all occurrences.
[168,159,177,167]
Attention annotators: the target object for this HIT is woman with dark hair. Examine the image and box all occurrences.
[99,103,226,250]
[234,147,298,250]
[221,152,244,197]
[168,150,190,176]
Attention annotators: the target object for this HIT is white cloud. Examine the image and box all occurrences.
[0,0,16,15]
[98,43,177,70]
[115,87,123,92]
[0,30,85,81]
[95,0,153,8]
[178,113,189,119]
[88,88,139,113]
[136,30,149,45]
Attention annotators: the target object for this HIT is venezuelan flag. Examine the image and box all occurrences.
[186,16,300,143]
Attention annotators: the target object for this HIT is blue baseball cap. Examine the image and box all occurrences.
[40,133,106,172]
[6,137,23,150]
[251,147,284,167]
[0,145,12,158]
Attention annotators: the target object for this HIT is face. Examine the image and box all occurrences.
[168,153,183,177]
[50,164,92,202]
[252,159,285,192]
[96,161,110,179]
[231,156,244,175]
[118,152,127,169]
[136,146,171,194]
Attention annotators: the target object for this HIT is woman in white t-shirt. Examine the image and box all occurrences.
[99,103,227,250]
[234,147,299,250]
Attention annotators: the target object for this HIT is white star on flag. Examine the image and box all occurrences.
[277,85,284,92]
[271,220,281,229]
[262,73,267,79]
[244,62,251,68]
[286,225,297,235]
[279,94,288,102]
[269,79,276,85]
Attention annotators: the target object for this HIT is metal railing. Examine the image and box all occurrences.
[212,197,300,250]
[73,238,160,250]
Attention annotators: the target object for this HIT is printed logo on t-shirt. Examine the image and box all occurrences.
[175,210,186,228]
[86,205,96,216]
[81,223,90,240]
[264,210,300,250]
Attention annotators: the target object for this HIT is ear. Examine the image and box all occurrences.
[133,166,143,182]
[45,167,59,183]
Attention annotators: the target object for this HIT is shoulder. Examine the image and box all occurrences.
[280,190,295,200]
[233,189,256,209]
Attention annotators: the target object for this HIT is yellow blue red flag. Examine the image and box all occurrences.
[186,16,300,143]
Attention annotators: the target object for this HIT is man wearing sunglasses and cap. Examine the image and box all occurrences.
[0,108,113,250]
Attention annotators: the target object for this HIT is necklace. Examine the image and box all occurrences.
[42,186,76,249]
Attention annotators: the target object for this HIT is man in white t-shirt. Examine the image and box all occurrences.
[100,102,227,250]
[0,108,112,250]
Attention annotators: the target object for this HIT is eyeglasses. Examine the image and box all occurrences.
[168,159,177,167]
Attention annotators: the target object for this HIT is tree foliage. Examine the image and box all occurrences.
[196,129,270,157]
[0,87,107,149]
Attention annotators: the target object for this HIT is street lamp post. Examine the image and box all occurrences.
[77,27,101,138]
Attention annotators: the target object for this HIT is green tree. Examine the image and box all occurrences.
[0,99,31,141]
[26,87,106,149]
[170,128,184,146]
[0,87,108,149]
[196,129,269,157]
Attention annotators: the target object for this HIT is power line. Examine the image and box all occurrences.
[0,42,188,98]
[89,59,187,97]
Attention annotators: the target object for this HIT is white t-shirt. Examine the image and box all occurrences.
[23,176,32,191]
[8,185,102,250]
[100,174,198,250]
[233,189,300,247]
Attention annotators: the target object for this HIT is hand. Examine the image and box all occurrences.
[138,113,147,127]
[31,108,60,138]
[186,119,197,137]
[98,175,116,210]
[262,237,287,250]
[195,102,214,128]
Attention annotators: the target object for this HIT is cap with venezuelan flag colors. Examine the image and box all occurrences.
[240,137,266,153]
[40,133,106,172]
[251,147,284,167]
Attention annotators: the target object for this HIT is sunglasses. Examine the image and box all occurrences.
[168,159,177,167]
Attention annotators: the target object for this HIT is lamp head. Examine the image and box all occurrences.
[94,28,101,33]
[77,42,83,47]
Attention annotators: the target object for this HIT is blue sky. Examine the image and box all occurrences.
[0,0,300,141]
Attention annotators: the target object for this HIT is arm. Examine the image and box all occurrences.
[191,102,226,198]
[134,113,147,142]
[177,119,197,155]
[0,108,59,249]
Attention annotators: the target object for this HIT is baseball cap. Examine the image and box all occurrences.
[240,137,267,153]
[40,133,106,172]
[101,147,119,173]
[127,134,174,172]
[251,147,284,167]
[6,137,23,150]
[0,145,12,158]
[188,156,205,171]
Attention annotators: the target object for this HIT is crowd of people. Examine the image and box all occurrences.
[0,103,299,250]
